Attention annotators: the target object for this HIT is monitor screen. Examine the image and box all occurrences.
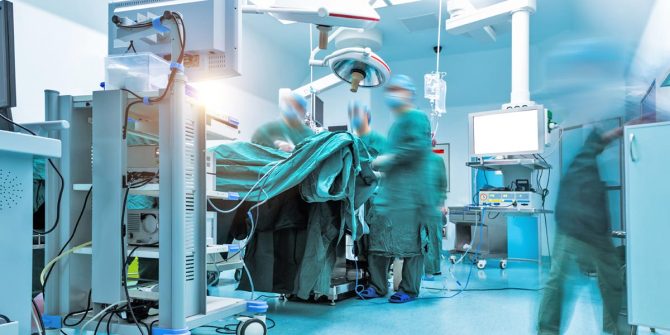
[0,0,15,109]
[471,108,544,156]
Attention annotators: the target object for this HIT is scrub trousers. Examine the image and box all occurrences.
[368,254,424,297]
[537,232,623,335]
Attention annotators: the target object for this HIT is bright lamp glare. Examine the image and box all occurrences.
[473,110,540,156]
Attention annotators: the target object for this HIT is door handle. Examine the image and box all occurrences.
[629,133,639,162]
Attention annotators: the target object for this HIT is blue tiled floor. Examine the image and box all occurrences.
[198,258,654,335]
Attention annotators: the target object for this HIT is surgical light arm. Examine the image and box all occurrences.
[290,73,344,99]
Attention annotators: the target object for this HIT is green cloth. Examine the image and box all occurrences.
[359,130,387,159]
[212,131,379,299]
[425,152,448,275]
[368,254,424,297]
[33,158,46,212]
[538,232,623,334]
[369,109,432,258]
[250,120,314,149]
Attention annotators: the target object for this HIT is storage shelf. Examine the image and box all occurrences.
[466,158,551,171]
[74,244,238,259]
[464,205,553,215]
[73,184,240,200]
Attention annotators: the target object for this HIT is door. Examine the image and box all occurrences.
[625,121,670,329]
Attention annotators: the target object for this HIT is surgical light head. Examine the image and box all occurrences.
[311,47,390,93]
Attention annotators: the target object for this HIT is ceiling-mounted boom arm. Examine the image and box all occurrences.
[445,0,537,107]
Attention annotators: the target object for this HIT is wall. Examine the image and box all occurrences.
[11,1,107,123]
[628,0,670,116]
[9,1,310,139]
[192,18,309,142]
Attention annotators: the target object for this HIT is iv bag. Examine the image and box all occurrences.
[424,72,447,115]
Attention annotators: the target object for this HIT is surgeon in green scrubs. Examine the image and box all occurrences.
[358,75,433,303]
[251,92,314,152]
[348,100,386,159]
[425,149,447,276]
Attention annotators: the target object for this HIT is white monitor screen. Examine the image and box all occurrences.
[472,109,542,156]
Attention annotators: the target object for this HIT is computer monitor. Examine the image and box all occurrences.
[469,106,546,157]
[0,0,15,131]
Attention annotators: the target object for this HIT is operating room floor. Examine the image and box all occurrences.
[199,258,663,335]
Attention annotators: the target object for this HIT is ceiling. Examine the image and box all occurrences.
[244,0,656,64]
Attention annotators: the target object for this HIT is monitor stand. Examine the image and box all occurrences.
[0,107,14,131]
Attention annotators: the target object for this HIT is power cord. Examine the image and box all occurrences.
[120,187,145,335]
[119,12,186,140]
[42,187,92,296]
[62,290,92,327]
[0,113,65,236]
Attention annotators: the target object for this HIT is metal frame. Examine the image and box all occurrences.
[435,142,450,193]
[43,88,247,334]
[44,92,94,316]
[468,105,546,157]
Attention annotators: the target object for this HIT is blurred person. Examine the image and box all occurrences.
[251,92,314,152]
[357,75,432,303]
[425,147,448,277]
[537,121,648,335]
[348,100,387,158]
[348,100,387,268]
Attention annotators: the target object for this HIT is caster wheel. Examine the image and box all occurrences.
[476,260,487,270]
[234,268,243,282]
[236,318,267,335]
[449,255,456,264]
[207,271,220,287]
[499,260,507,270]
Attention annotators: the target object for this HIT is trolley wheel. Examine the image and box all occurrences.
[476,259,487,270]
[234,268,243,282]
[236,318,267,335]
[499,259,507,270]
[207,270,220,287]
[449,255,457,264]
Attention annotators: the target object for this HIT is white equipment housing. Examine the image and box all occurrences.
[243,0,379,28]
[108,0,242,81]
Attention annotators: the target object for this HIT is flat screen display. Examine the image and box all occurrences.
[472,109,542,156]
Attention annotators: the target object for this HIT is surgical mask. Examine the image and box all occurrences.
[385,93,408,109]
[351,116,363,130]
[281,106,300,123]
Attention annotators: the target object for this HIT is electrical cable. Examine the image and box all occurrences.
[62,290,92,327]
[0,314,9,323]
[31,298,46,335]
[40,241,92,286]
[120,187,146,335]
[149,320,159,335]
[80,301,127,332]
[121,12,186,140]
[42,187,92,295]
[0,113,65,236]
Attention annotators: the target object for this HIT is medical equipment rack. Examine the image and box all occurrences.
[450,157,553,270]
[42,89,249,334]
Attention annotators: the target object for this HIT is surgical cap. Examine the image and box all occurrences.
[386,74,416,95]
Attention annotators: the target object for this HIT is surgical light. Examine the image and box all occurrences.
[312,47,390,93]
